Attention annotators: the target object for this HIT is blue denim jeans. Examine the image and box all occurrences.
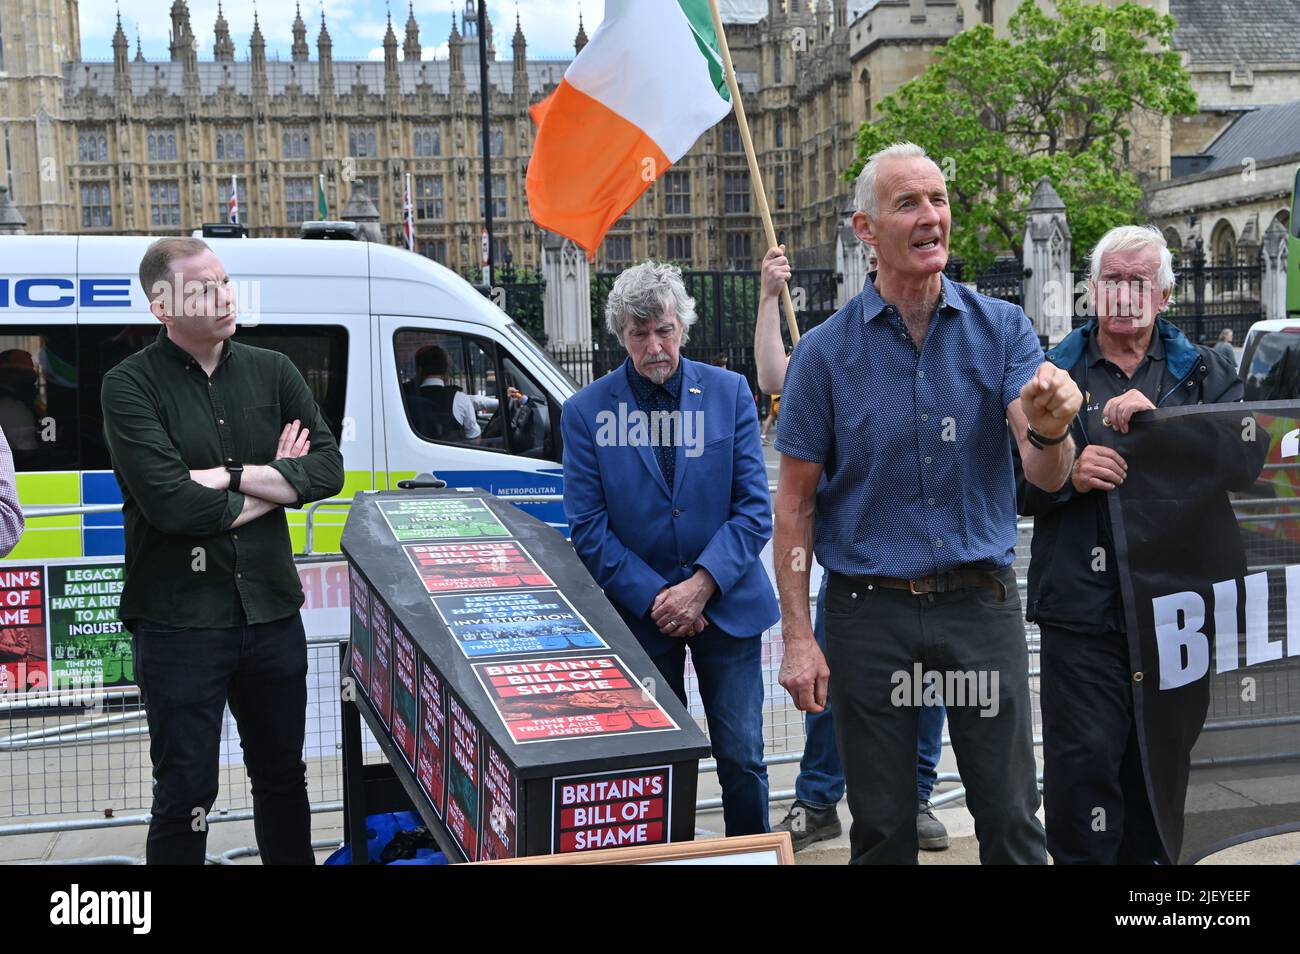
[132,613,314,865]
[649,625,769,836]
[796,574,947,809]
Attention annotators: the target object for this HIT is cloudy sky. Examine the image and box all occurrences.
[81,1,610,64]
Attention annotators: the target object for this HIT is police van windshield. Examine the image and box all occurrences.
[1242,329,1300,400]
[506,322,580,394]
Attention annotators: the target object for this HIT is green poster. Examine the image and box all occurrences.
[377,498,509,542]
[47,563,134,689]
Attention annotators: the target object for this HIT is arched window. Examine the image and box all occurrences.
[859,69,872,122]
[99,135,107,161]
[1211,219,1236,265]
[432,129,441,156]
[215,134,224,160]
[166,133,176,160]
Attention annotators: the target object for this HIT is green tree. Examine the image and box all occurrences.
[847,0,1196,268]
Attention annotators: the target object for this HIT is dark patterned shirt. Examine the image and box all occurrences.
[625,358,684,492]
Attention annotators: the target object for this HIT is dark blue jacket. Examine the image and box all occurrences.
[561,356,780,655]
[1014,318,1242,634]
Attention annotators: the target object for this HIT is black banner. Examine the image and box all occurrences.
[1110,400,1300,863]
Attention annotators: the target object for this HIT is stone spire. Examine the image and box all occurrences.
[291,2,310,62]
[113,9,129,73]
[449,11,464,76]
[0,187,27,236]
[169,0,192,61]
[214,1,235,61]
[251,8,267,74]
[575,9,588,54]
[318,10,333,82]
[135,31,146,62]
[383,9,399,72]
[404,1,421,60]
[512,11,527,100]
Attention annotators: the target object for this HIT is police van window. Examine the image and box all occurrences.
[395,330,510,452]
[1242,330,1300,401]
[0,327,78,472]
[76,324,349,471]
[497,353,558,463]
[235,326,349,442]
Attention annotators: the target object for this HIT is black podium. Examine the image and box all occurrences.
[339,489,711,862]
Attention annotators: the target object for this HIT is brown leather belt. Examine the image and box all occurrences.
[840,569,1008,600]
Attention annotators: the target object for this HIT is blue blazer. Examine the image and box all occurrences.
[562,356,781,656]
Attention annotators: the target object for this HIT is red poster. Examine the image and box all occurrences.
[402,541,553,595]
[369,592,392,729]
[480,741,518,861]
[552,767,673,854]
[348,564,370,695]
[390,623,418,770]
[445,693,480,860]
[416,658,446,818]
[473,655,678,745]
[0,566,47,693]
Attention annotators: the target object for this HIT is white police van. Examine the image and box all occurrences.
[0,233,577,689]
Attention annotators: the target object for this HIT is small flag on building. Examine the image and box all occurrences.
[229,175,239,225]
[317,174,328,221]
[403,173,415,251]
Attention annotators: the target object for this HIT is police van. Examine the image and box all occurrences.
[0,233,578,690]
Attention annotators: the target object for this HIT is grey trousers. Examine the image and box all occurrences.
[823,565,1047,864]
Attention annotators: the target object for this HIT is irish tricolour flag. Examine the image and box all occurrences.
[526,0,732,257]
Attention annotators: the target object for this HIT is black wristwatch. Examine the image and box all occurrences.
[226,461,244,493]
[1026,425,1070,450]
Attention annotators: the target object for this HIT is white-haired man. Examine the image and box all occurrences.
[562,261,780,835]
[775,142,1081,864]
[1016,224,1243,864]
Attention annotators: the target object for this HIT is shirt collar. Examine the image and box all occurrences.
[625,357,684,403]
[1087,326,1164,367]
[860,272,966,323]
[155,327,233,370]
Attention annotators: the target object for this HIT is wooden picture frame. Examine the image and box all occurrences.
[475,831,794,866]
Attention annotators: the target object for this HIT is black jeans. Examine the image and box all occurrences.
[1040,624,1167,864]
[132,613,313,865]
[823,566,1046,864]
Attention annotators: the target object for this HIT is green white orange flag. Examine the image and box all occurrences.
[526,0,733,258]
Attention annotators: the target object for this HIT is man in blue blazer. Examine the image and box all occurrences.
[562,262,781,836]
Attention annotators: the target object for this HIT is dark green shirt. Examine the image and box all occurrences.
[101,329,345,629]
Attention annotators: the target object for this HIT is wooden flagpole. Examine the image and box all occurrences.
[706,0,800,346]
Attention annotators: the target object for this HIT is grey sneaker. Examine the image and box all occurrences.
[918,800,949,851]
[774,800,842,852]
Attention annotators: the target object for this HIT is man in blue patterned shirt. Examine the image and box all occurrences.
[774,143,1082,864]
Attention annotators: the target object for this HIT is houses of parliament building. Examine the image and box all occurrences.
[1,0,1297,272]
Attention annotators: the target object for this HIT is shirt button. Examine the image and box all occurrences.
[927,497,935,506]
[924,456,932,464]
[1132,671,1144,683]
[934,539,944,548]
[921,413,928,421]
[232,533,238,540]
[217,418,225,425]
[236,572,242,579]
[673,509,681,517]
[681,562,689,569]
[917,370,925,379]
